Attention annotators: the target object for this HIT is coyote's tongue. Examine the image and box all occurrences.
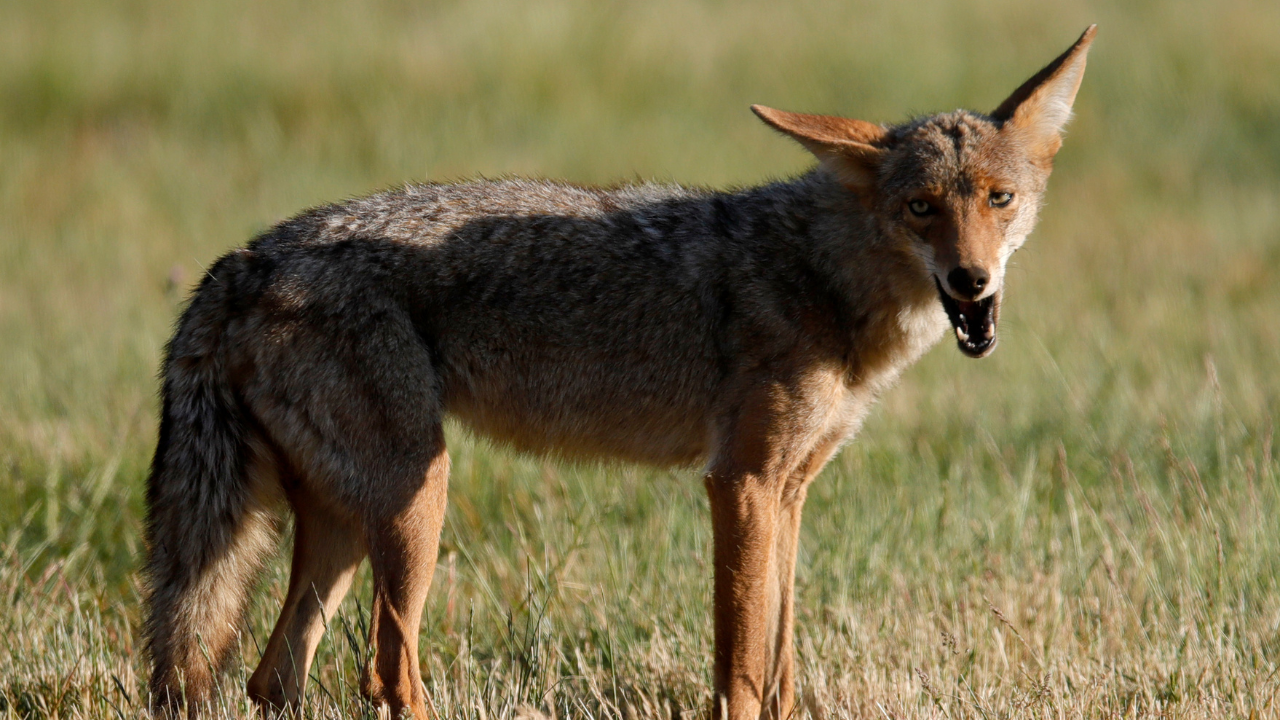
[935,279,1000,358]
[953,299,994,344]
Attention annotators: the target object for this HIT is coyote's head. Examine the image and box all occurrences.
[754,26,1095,358]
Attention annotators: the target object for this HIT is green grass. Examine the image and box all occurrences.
[2,0,1280,717]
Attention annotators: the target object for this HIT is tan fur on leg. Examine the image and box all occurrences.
[248,489,365,713]
[360,439,450,720]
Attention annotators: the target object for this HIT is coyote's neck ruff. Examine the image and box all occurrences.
[144,26,1095,720]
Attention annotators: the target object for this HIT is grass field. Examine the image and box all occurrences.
[3,0,1280,717]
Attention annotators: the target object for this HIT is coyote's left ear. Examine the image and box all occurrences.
[992,25,1097,164]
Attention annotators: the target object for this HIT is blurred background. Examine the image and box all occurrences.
[1,0,1278,717]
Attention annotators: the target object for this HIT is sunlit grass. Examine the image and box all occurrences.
[2,0,1279,717]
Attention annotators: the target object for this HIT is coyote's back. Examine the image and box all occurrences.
[143,26,1094,720]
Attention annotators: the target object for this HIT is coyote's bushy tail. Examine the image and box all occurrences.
[143,257,277,713]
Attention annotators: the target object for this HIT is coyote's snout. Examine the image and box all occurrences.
[144,27,1094,720]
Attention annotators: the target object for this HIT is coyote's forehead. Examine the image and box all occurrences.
[880,111,1043,199]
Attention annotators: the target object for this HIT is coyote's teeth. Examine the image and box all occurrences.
[982,323,995,340]
[955,326,969,342]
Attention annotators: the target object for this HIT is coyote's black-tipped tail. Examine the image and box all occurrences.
[143,258,277,714]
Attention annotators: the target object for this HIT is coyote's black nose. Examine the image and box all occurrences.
[947,267,989,300]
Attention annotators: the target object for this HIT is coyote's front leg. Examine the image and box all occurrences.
[759,433,846,719]
[706,465,781,720]
[704,387,825,720]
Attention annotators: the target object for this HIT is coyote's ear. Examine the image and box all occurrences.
[992,25,1096,163]
[751,105,888,192]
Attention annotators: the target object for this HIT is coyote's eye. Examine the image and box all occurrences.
[989,192,1014,207]
[908,199,934,217]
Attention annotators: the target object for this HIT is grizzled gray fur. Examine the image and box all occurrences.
[144,26,1095,720]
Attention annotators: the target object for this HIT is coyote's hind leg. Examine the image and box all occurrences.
[247,485,365,713]
[240,286,449,719]
[359,430,450,720]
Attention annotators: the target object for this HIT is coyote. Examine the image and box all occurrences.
[144,26,1095,720]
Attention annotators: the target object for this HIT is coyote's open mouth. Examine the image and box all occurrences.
[935,278,1000,358]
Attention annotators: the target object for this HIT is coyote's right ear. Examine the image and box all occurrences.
[993,25,1097,164]
[751,105,888,192]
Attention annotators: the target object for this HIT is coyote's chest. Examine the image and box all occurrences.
[844,291,950,393]
[820,298,951,440]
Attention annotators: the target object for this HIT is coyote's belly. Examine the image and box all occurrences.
[438,340,719,467]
